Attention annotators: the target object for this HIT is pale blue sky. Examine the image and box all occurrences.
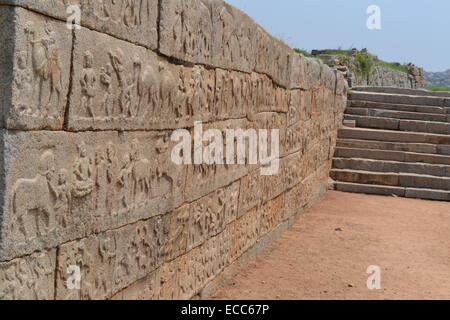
[226,0,450,72]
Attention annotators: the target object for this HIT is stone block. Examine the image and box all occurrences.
[0,0,158,49]
[159,0,256,73]
[255,26,292,88]
[187,181,239,252]
[68,26,215,131]
[184,119,249,202]
[0,6,72,130]
[56,217,166,300]
[0,249,56,300]
[228,208,258,264]
[0,130,185,261]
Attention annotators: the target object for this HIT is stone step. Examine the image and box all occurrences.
[333,158,450,177]
[344,115,450,135]
[349,100,448,115]
[351,87,450,98]
[331,169,450,190]
[338,127,450,145]
[405,188,450,201]
[334,147,450,165]
[336,139,445,155]
[348,91,450,107]
[334,181,406,197]
[334,182,450,201]
[345,107,449,123]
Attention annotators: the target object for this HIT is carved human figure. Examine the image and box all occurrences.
[14,51,33,114]
[30,252,53,299]
[109,49,134,118]
[80,51,97,119]
[130,139,150,204]
[25,22,62,116]
[94,147,108,216]
[72,142,94,198]
[54,169,71,228]
[105,142,119,214]
[12,150,56,241]
[171,0,183,52]
[100,63,114,118]
[118,153,132,210]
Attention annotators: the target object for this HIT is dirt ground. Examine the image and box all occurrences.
[212,191,450,300]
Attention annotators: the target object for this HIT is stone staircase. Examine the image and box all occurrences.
[331,86,450,201]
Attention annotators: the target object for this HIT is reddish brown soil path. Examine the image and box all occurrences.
[212,191,450,300]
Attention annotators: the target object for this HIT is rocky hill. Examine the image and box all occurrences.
[424,70,450,88]
[301,48,425,89]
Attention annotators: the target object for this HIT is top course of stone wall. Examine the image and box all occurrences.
[0,0,343,131]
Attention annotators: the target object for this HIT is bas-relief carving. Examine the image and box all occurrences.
[186,181,240,252]
[258,194,285,237]
[2,131,185,261]
[69,28,215,130]
[184,119,248,202]
[229,207,258,264]
[0,0,158,48]
[159,0,256,73]
[0,250,55,300]
[7,8,72,130]
[56,218,166,300]
[255,27,292,88]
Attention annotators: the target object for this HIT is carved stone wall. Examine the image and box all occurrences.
[0,1,347,300]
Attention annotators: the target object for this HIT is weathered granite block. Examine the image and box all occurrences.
[56,217,166,300]
[68,26,215,131]
[0,0,158,49]
[229,207,258,264]
[159,0,256,74]
[186,181,239,252]
[0,249,56,300]
[0,130,185,261]
[255,26,292,89]
[258,194,285,237]
[184,119,249,202]
[0,6,72,130]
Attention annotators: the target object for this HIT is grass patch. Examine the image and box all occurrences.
[427,87,450,92]
[355,52,372,76]
[294,48,310,56]
[315,49,351,56]
[376,61,408,73]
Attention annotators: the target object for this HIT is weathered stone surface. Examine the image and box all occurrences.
[255,27,292,88]
[229,207,259,264]
[0,130,185,261]
[0,6,72,130]
[159,0,256,73]
[258,194,285,237]
[187,181,239,252]
[184,119,248,202]
[0,249,56,300]
[55,217,166,300]
[0,0,158,49]
[68,27,215,131]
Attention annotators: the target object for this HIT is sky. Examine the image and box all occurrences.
[226,0,450,72]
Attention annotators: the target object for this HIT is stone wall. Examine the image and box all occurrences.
[0,1,347,300]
